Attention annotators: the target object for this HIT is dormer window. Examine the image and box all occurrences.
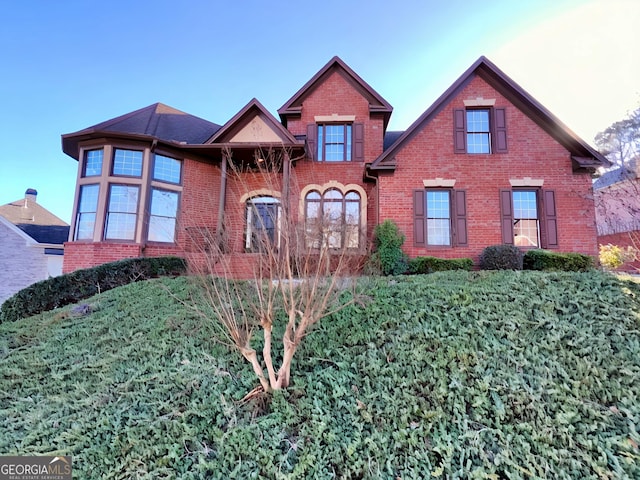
[306,121,364,162]
[318,124,352,161]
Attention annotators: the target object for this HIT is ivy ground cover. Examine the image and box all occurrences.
[0,271,638,478]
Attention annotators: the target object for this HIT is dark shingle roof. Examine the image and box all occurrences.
[384,131,404,151]
[16,224,70,245]
[0,192,69,246]
[62,103,222,159]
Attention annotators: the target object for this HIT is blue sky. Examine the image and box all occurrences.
[1,0,638,223]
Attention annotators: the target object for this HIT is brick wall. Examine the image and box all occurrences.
[378,75,599,264]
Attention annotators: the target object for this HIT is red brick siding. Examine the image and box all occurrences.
[378,75,598,264]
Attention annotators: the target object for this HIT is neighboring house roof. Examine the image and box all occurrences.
[62,103,222,160]
[278,56,393,129]
[369,56,610,171]
[593,159,638,189]
[0,190,70,246]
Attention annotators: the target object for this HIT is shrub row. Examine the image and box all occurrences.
[0,256,186,323]
[523,248,594,271]
[479,245,594,271]
[408,256,473,274]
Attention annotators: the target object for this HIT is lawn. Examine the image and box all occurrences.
[1,271,639,479]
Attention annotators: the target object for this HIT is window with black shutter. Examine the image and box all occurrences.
[413,189,467,247]
[453,107,508,154]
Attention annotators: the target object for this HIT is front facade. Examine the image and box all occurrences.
[61,57,607,277]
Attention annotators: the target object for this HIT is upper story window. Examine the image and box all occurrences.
[306,123,364,162]
[112,148,143,177]
[153,154,182,184]
[82,149,103,177]
[454,108,507,154]
[466,110,491,154]
[318,124,352,161]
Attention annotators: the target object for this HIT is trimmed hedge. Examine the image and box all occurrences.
[0,256,186,323]
[523,249,594,272]
[407,256,473,274]
[479,244,524,270]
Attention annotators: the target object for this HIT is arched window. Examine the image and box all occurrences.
[304,189,361,249]
[245,196,281,251]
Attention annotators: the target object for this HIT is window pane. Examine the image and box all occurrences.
[75,184,99,240]
[427,219,451,246]
[148,189,178,243]
[317,126,323,160]
[153,154,182,183]
[83,149,103,177]
[466,110,489,132]
[105,185,139,240]
[466,133,490,154]
[113,149,143,177]
[426,191,450,219]
[323,189,342,200]
[513,191,537,219]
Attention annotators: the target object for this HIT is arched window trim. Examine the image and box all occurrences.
[300,182,367,250]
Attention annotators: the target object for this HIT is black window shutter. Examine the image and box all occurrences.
[306,124,317,160]
[542,189,558,248]
[500,189,514,244]
[413,190,426,247]
[353,123,364,162]
[453,190,468,246]
[494,108,508,153]
[454,109,466,153]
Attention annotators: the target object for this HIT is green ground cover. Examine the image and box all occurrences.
[1,271,639,479]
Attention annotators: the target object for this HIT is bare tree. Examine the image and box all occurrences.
[593,107,640,270]
[184,146,362,394]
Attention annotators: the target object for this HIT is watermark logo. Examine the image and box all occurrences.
[0,456,72,480]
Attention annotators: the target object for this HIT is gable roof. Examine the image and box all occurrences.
[207,98,301,145]
[62,103,221,160]
[369,56,609,171]
[278,56,393,128]
[0,191,69,246]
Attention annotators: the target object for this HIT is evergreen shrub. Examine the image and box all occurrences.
[370,219,407,275]
[479,244,524,270]
[0,256,186,323]
[407,256,473,274]
[523,249,593,272]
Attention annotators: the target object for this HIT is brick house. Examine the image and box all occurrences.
[0,189,69,303]
[61,56,607,277]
